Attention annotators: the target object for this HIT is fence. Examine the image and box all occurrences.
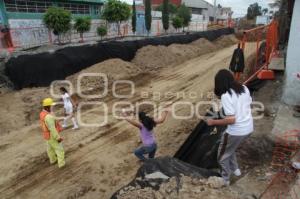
[1,19,209,50]
[241,20,279,84]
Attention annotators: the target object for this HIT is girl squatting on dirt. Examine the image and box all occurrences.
[206,69,253,185]
[60,87,79,130]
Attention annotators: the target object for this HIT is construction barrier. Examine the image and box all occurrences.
[241,20,279,84]
[5,28,234,89]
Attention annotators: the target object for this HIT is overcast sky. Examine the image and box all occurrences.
[122,0,274,18]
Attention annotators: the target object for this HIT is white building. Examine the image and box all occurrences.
[282,0,300,106]
[181,0,232,22]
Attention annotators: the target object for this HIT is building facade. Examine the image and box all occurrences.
[0,0,105,48]
[282,0,300,106]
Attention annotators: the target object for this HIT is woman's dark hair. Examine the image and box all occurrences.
[60,87,68,93]
[138,112,156,131]
[214,69,245,97]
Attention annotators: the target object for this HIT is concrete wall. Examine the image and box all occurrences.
[6,11,209,49]
[282,0,300,106]
[8,19,104,48]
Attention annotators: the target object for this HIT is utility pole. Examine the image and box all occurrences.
[214,0,217,23]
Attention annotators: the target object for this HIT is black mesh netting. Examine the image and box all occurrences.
[5,28,234,89]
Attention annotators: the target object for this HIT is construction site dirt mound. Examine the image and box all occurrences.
[0,87,48,135]
[213,35,239,48]
[167,44,199,59]
[67,58,141,91]
[132,45,179,71]
[167,38,217,60]
[190,38,217,52]
[132,36,237,71]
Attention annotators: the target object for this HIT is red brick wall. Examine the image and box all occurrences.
[151,0,182,6]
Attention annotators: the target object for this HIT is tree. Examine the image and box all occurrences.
[43,7,71,44]
[155,2,177,15]
[162,0,169,32]
[132,0,136,34]
[262,8,268,15]
[269,0,281,8]
[145,0,152,35]
[97,26,107,40]
[246,2,262,20]
[177,4,191,30]
[172,16,183,31]
[74,16,91,42]
[101,0,131,35]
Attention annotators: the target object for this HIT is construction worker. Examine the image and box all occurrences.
[40,98,65,168]
[60,87,79,129]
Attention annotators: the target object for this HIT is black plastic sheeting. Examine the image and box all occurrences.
[174,110,226,169]
[111,156,219,199]
[5,28,234,89]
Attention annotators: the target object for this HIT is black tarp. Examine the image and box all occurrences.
[5,28,234,89]
[174,110,226,169]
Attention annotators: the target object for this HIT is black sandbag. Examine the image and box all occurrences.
[5,28,234,89]
[174,110,226,169]
[110,156,219,199]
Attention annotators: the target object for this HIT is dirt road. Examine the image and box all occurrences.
[0,43,256,199]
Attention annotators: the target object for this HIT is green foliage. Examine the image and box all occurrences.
[145,0,152,33]
[162,0,169,31]
[247,2,262,19]
[262,8,268,15]
[101,0,131,23]
[172,16,183,30]
[74,16,91,34]
[43,7,71,36]
[155,2,178,14]
[132,0,137,33]
[177,4,191,27]
[97,25,107,39]
[101,0,131,35]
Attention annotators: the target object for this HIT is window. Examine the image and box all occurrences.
[4,0,91,15]
[94,5,102,15]
[4,0,52,13]
[58,3,90,15]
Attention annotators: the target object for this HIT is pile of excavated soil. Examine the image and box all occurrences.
[132,45,179,71]
[132,35,238,71]
[167,44,199,59]
[117,176,238,199]
[167,38,217,60]
[0,87,48,134]
[190,38,217,52]
[67,58,141,91]
[214,35,239,48]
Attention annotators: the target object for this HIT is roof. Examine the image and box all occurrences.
[181,0,213,9]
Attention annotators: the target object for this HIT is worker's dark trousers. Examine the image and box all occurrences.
[217,132,249,182]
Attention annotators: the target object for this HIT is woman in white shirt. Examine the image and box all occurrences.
[206,69,253,185]
[60,87,79,130]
